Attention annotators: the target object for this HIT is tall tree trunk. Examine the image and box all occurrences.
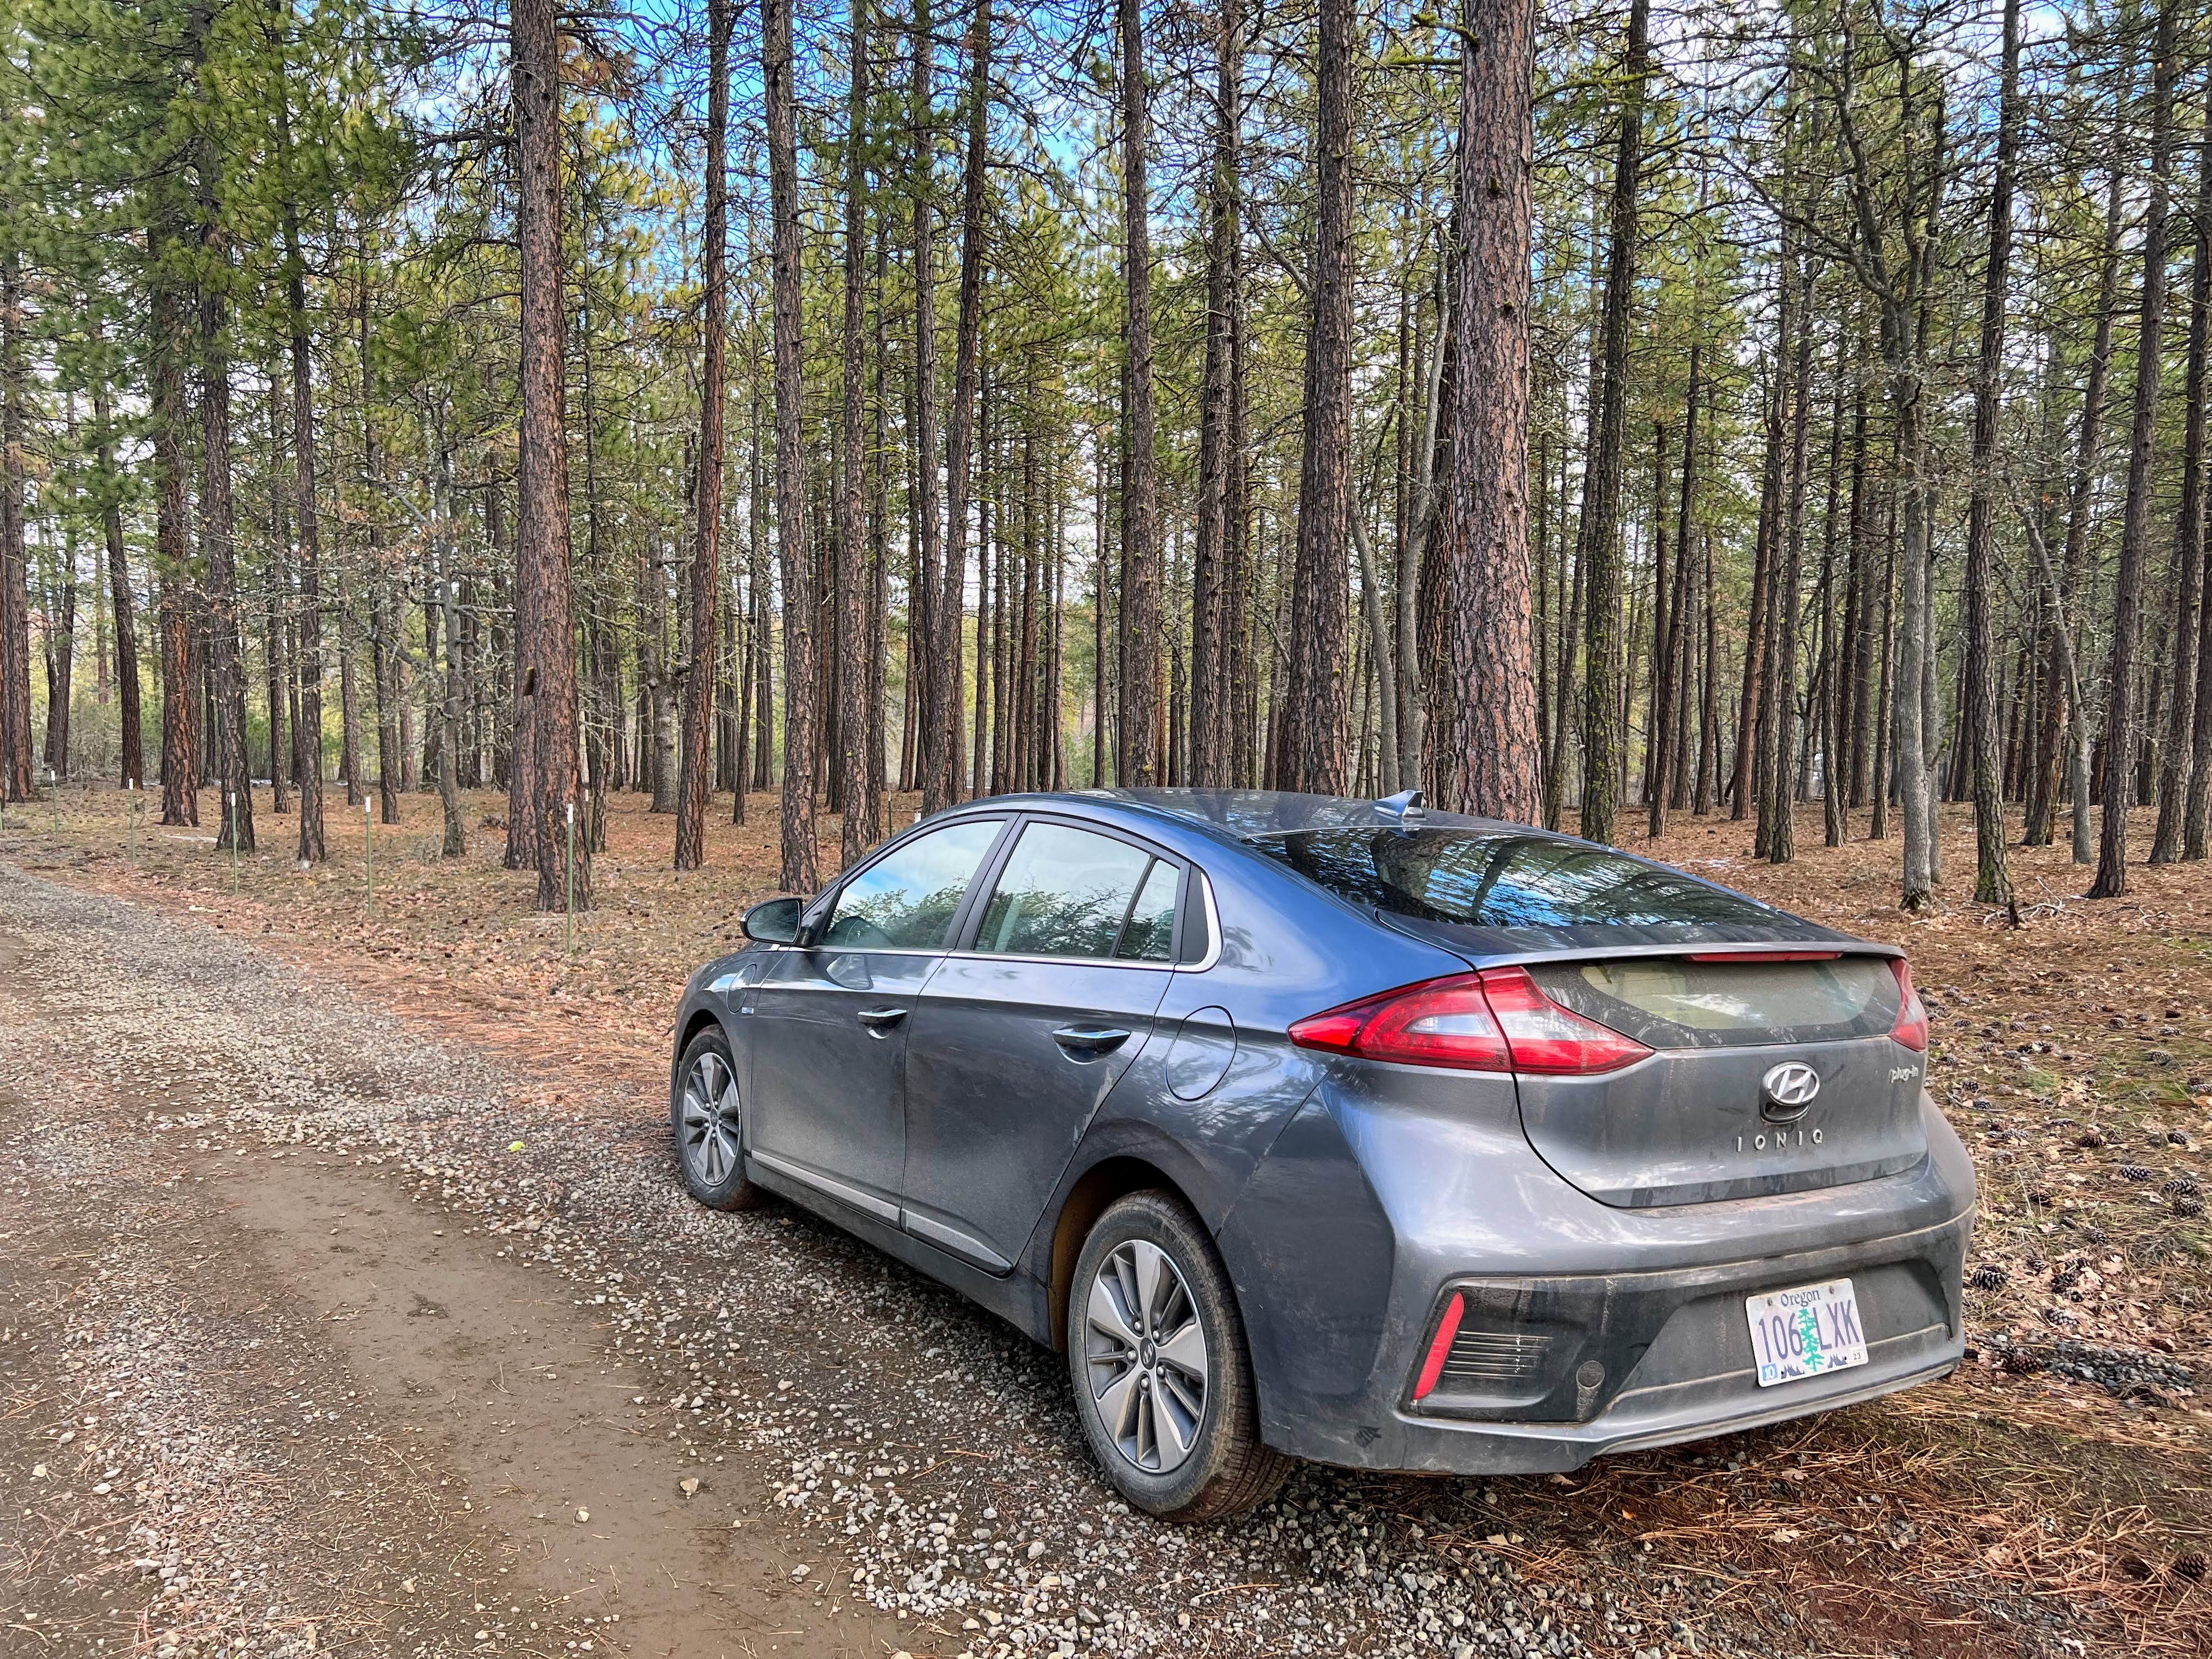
[1279,0,1357,795]
[676,0,732,872]
[1733,339,1782,822]
[766,0,819,890]
[2091,0,2179,901]
[0,247,31,803]
[272,91,326,858]
[263,383,292,812]
[2153,70,2212,862]
[869,226,891,828]
[1575,0,1650,845]
[194,128,256,857]
[1761,248,1814,866]
[1190,0,1243,790]
[1961,0,2021,906]
[511,0,589,910]
[1117,0,1163,785]
[909,0,947,812]
[836,0,876,858]
[1444,0,1542,821]
[1650,339,1697,837]
[91,380,144,788]
[935,0,992,811]
[433,430,468,855]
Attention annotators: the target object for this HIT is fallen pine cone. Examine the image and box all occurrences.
[2175,1551,2208,1582]
[1970,1263,2008,1291]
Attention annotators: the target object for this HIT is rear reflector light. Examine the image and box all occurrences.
[1889,958,1928,1051]
[1412,1291,1465,1401]
[1288,967,1651,1076]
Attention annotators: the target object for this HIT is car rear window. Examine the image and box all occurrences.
[1249,827,1776,930]
[1531,957,1900,1048]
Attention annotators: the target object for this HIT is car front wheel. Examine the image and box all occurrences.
[673,1028,765,1210]
[1066,1190,1289,1521]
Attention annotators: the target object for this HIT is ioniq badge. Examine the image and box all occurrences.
[1761,1061,1821,1121]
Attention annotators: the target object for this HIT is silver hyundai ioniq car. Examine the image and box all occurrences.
[668,789,1973,1520]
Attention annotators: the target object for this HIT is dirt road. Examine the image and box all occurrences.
[0,860,2193,1659]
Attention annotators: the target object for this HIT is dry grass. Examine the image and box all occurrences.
[12,777,2212,1652]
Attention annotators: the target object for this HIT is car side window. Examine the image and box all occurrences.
[1115,858,1180,961]
[973,823,1178,961]
[823,819,1005,949]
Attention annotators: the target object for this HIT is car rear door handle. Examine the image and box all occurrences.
[856,1007,908,1034]
[1052,1025,1132,1057]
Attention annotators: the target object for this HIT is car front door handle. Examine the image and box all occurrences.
[1051,1025,1132,1057]
[856,1007,908,1035]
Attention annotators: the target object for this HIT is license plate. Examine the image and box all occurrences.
[1744,1277,1869,1387]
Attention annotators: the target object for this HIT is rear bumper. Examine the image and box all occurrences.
[1373,1211,1969,1475]
[1217,1079,1975,1476]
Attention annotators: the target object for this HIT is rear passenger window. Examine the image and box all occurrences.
[1115,859,1180,961]
[973,823,1178,961]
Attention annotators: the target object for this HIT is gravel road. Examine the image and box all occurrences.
[0,863,2019,1659]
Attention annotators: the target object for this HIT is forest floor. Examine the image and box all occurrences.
[1,778,2208,1659]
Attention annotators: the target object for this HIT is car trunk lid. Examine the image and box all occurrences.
[1511,952,1928,1208]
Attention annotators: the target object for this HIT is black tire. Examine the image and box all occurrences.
[1065,1190,1290,1522]
[672,1026,766,1211]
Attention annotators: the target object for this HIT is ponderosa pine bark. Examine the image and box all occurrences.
[1118,0,1162,786]
[675,0,731,873]
[0,246,29,804]
[195,239,255,852]
[1960,0,2020,907]
[936,0,991,811]
[91,379,143,788]
[1278,0,1356,797]
[2090,0,2177,902]
[909,0,949,815]
[511,0,589,910]
[2152,70,2211,864]
[1443,0,1541,822]
[1575,0,1650,845]
[836,0,875,859]
[766,0,819,890]
[1190,0,1242,790]
[272,12,326,864]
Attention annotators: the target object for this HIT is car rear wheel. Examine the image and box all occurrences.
[673,1028,765,1211]
[1066,1190,1288,1521]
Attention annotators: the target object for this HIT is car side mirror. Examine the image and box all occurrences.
[741,896,804,945]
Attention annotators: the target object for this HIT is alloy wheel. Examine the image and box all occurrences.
[680,1051,743,1187]
[1083,1239,1210,1474]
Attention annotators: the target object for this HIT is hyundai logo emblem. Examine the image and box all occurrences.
[1760,1061,1821,1121]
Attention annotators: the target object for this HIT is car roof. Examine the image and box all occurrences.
[925,788,1865,961]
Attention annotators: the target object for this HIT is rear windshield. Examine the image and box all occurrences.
[1249,827,1776,930]
[1532,957,1899,1049]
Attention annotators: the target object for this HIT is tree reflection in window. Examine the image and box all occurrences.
[1251,828,1775,929]
[976,824,1178,960]
[823,819,1004,949]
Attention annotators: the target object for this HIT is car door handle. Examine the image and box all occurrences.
[1052,1025,1132,1056]
[856,1007,908,1034]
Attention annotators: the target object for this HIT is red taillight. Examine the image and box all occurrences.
[1288,968,1651,1076]
[1412,1291,1465,1401]
[1475,966,1654,1075]
[1889,958,1928,1052]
